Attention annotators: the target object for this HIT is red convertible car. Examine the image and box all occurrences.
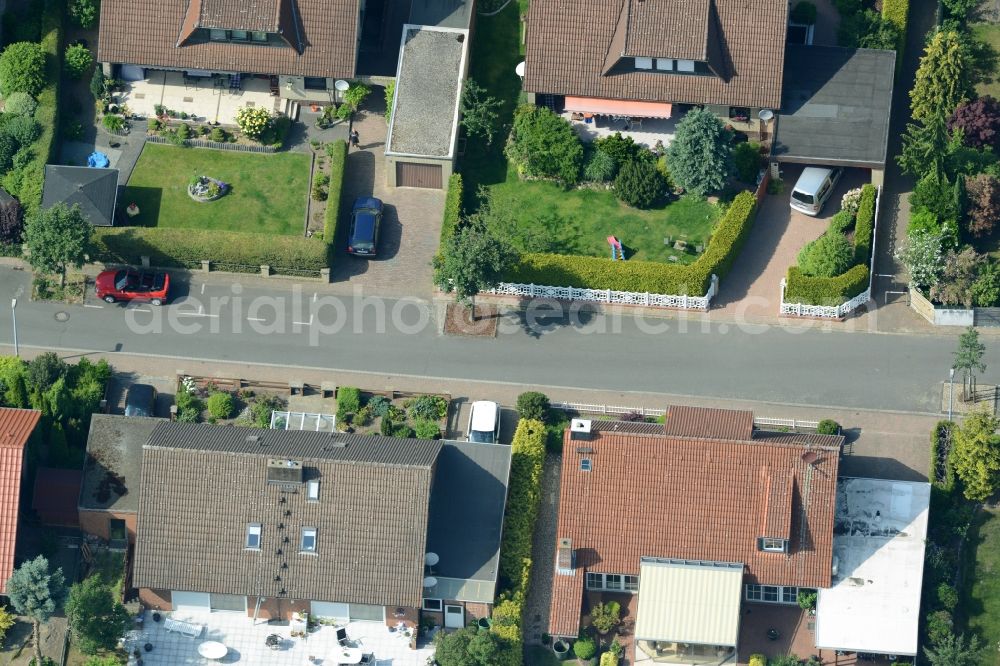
[95,269,170,305]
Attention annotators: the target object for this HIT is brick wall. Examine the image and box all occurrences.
[79,508,137,543]
[138,588,171,611]
[246,596,311,621]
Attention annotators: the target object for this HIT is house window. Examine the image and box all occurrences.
[782,587,800,604]
[209,29,228,41]
[230,30,248,41]
[251,31,268,42]
[245,523,262,550]
[306,480,320,501]
[760,538,788,553]
[655,58,674,71]
[586,572,602,589]
[423,598,443,611]
[729,107,751,121]
[624,575,640,591]
[634,57,653,70]
[300,527,317,553]
[605,574,622,590]
[580,458,592,472]
[676,59,696,72]
[586,572,638,593]
[304,77,327,91]
[746,584,798,604]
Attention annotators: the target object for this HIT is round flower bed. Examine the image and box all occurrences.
[187,176,229,202]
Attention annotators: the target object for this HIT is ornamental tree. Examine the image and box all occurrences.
[964,173,1000,238]
[433,219,518,320]
[666,107,732,195]
[234,106,272,140]
[895,230,944,288]
[949,96,1000,149]
[64,44,93,80]
[952,405,1000,501]
[23,203,93,287]
[0,194,23,246]
[504,105,583,185]
[5,556,66,665]
[5,92,37,116]
[614,157,665,208]
[65,576,130,654]
[925,633,983,666]
[910,30,970,125]
[931,247,983,308]
[953,326,987,399]
[0,42,47,96]
[797,233,854,277]
[460,79,501,145]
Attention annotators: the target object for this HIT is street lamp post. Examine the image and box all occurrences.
[949,367,956,421]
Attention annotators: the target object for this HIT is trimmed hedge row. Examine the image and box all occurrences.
[882,0,909,59]
[497,418,545,587]
[323,139,347,247]
[505,191,757,296]
[854,184,877,264]
[3,0,61,215]
[91,227,328,276]
[784,264,869,305]
[930,420,956,490]
[440,173,462,245]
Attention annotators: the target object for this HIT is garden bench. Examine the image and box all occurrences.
[164,617,203,638]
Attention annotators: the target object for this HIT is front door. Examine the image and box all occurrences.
[444,604,464,629]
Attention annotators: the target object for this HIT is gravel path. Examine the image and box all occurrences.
[523,453,562,645]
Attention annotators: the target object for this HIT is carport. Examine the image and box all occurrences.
[772,45,895,185]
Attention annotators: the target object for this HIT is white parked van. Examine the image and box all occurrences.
[790,167,843,216]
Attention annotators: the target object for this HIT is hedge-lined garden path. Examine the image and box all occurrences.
[712,164,868,320]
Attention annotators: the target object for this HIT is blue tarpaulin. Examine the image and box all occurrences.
[87,152,110,168]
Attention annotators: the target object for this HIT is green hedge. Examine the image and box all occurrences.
[440,173,463,245]
[784,264,869,305]
[854,184,877,264]
[881,0,908,59]
[323,139,347,248]
[498,418,545,588]
[91,227,328,276]
[3,0,61,214]
[930,421,956,490]
[505,190,757,296]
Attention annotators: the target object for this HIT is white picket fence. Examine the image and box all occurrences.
[489,275,718,311]
[550,401,820,430]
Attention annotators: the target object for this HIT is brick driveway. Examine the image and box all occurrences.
[713,165,869,320]
[330,95,445,298]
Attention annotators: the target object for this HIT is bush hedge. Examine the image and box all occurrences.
[498,419,546,587]
[854,183,877,264]
[881,0,908,57]
[930,420,956,490]
[784,264,869,305]
[440,173,463,245]
[91,227,328,276]
[505,191,757,296]
[323,139,347,249]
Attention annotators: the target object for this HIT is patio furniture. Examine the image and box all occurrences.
[163,617,203,638]
[359,653,374,664]
[333,646,362,664]
[197,640,228,660]
[266,633,283,650]
[336,627,349,645]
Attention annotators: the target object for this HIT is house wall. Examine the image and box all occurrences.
[139,587,172,611]
[420,600,493,628]
[79,508,137,543]
[246,596,311,620]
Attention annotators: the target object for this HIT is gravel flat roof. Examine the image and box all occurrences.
[388,26,467,158]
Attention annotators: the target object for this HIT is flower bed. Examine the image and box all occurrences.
[187,176,229,202]
[334,387,449,440]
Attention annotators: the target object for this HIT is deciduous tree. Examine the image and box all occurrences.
[23,203,92,287]
[924,633,983,666]
[460,79,502,145]
[504,105,583,185]
[931,247,983,307]
[0,42,46,96]
[65,576,130,654]
[953,326,987,399]
[964,173,1000,237]
[949,96,1000,149]
[895,230,944,288]
[666,107,732,195]
[951,405,1000,500]
[434,219,518,320]
[5,556,66,665]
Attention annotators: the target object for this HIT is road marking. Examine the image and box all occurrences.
[875,273,895,278]
[313,292,317,303]
[199,305,205,314]
[132,308,152,313]
[247,316,268,322]
[293,314,314,327]
[200,284,205,295]
[174,310,219,318]
[83,304,104,309]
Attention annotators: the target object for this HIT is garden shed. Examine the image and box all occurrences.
[41,164,120,226]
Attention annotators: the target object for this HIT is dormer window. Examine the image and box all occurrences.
[759,537,788,553]
[210,29,227,41]
[245,523,262,550]
[230,30,248,41]
[252,31,268,42]
[656,59,673,71]
[677,59,696,72]
[634,57,653,70]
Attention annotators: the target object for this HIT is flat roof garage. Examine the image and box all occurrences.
[773,45,895,171]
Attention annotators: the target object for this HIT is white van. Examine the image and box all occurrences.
[790,167,842,216]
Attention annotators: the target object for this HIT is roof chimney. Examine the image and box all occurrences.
[570,419,592,441]
[556,538,575,574]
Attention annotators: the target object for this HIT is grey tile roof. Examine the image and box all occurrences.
[42,166,119,227]
[622,0,709,61]
[198,0,279,31]
[524,0,787,109]
[134,423,442,607]
[79,414,165,513]
[426,441,511,586]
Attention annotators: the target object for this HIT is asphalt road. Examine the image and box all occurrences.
[0,268,982,414]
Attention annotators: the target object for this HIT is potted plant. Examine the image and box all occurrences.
[573,636,597,665]
[552,638,570,660]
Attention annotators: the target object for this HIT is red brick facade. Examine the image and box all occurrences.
[79,508,137,543]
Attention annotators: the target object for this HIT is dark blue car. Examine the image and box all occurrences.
[347,197,383,256]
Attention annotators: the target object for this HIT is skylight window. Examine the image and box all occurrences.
[760,537,788,553]
[580,458,592,472]
[245,523,262,550]
[301,527,317,553]
[306,480,320,501]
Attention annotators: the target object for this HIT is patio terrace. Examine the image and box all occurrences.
[120,71,281,126]
[561,111,681,150]
[122,610,436,666]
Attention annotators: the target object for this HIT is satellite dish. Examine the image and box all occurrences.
[424,552,440,567]
[515,61,526,78]
[758,109,774,122]
[423,576,438,588]
[334,79,350,92]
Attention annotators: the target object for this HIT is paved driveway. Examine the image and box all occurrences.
[713,165,869,320]
[331,97,445,298]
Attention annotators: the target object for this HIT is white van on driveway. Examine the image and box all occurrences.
[790,166,843,216]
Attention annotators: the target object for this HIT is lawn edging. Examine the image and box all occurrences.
[498,190,756,299]
[91,227,328,277]
[323,140,348,251]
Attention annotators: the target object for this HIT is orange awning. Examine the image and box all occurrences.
[564,96,672,118]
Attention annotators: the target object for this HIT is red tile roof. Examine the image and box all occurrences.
[548,407,842,637]
[0,409,41,594]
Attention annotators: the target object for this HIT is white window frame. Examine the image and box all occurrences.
[676,59,696,72]
[624,575,639,591]
[634,57,653,70]
[746,584,799,605]
[422,598,443,611]
[655,58,674,71]
[306,480,320,501]
[586,572,639,594]
[300,527,317,553]
[245,523,261,550]
[761,538,788,553]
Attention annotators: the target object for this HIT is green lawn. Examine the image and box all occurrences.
[972,23,1000,99]
[963,508,1000,665]
[123,143,310,235]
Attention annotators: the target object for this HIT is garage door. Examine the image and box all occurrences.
[172,591,210,613]
[396,162,442,189]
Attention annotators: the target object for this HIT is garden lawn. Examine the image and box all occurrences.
[487,170,720,263]
[972,23,1000,100]
[123,143,310,235]
[963,508,1000,666]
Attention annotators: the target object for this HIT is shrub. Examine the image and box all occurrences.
[930,421,956,489]
[392,424,415,439]
[614,158,665,208]
[68,0,99,28]
[516,391,550,421]
[797,590,818,610]
[336,387,361,416]
[368,395,391,418]
[92,227,328,275]
[600,653,619,666]
[573,637,596,661]
[583,148,617,182]
[854,183,877,263]
[881,0,908,53]
[311,178,327,202]
[595,132,643,166]
[964,173,1000,238]
[0,42,46,96]
[972,261,1000,306]
[748,655,767,666]
[323,139,347,246]
[926,609,953,646]
[406,395,447,421]
[384,80,395,123]
[235,106,271,140]
[931,247,983,308]
[505,105,584,185]
[498,419,546,586]
[797,233,855,278]
[731,141,762,183]
[0,194,23,245]
[827,210,854,235]
[206,392,234,420]
[666,107,732,195]
[5,115,40,145]
[911,171,959,223]
[5,92,36,116]
[949,96,1000,150]
[414,419,440,440]
[0,132,16,171]
[505,191,756,296]
[63,44,92,79]
[937,583,959,611]
[816,419,840,435]
[101,114,124,133]
[441,173,463,244]
[209,127,226,142]
[784,264,869,305]
[841,187,863,214]
[791,0,818,23]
